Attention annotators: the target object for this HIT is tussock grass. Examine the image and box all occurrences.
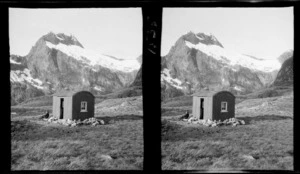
[162,92,293,170]
[162,117,293,170]
[162,95,192,108]
[11,107,50,117]
[17,95,53,107]
[11,116,143,170]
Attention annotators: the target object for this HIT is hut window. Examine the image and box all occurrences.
[221,102,228,112]
[81,101,87,112]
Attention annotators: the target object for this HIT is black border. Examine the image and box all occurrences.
[3,0,299,173]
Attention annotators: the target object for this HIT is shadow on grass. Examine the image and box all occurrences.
[11,119,97,142]
[238,114,293,124]
[96,115,143,123]
[162,114,292,142]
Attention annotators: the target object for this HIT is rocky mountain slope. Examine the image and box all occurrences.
[277,49,293,64]
[11,32,141,105]
[10,55,46,105]
[273,55,293,86]
[161,31,281,99]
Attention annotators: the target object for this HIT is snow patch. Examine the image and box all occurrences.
[202,32,213,37]
[234,86,243,91]
[10,59,21,65]
[185,41,281,72]
[195,35,204,41]
[94,86,103,91]
[10,68,44,89]
[161,68,183,89]
[45,41,140,73]
[56,35,64,41]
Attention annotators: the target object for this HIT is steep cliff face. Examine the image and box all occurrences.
[10,55,45,105]
[273,56,293,86]
[131,66,142,87]
[161,31,281,97]
[11,32,141,105]
[25,32,140,93]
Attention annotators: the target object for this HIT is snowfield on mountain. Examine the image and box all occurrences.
[161,31,285,98]
[45,40,140,73]
[10,32,142,105]
[184,40,280,73]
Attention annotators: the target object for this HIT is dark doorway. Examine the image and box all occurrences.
[60,98,64,119]
[200,98,204,119]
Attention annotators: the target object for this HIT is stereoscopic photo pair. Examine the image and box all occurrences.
[10,6,294,171]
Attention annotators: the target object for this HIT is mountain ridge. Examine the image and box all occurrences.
[11,32,141,105]
[161,31,281,99]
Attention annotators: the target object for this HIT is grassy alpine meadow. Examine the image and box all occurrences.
[161,91,293,171]
[11,96,143,170]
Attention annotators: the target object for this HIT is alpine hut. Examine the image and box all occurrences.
[192,91,235,121]
[53,91,95,120]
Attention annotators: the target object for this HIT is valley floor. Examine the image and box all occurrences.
[11,96,143,170]
[161,92,293,171]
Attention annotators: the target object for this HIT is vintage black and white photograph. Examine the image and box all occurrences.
[10,8,143,170]
[161,7,293,170]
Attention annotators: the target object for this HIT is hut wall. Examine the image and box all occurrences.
[204,97,213,120]
[212,92,235,121]
[63,96,73,120]
[194,97,201,119]
[52,96,60,119]
[192,96,198,119]
[72,92,95,120]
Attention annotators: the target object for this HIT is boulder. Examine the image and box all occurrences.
[240,120,245,125]
[99,120,105,125]
[242,155,255,160]
[100,155,113,161]
[207,119,213,124]
[66,119,73,124]
[198,120,205,125]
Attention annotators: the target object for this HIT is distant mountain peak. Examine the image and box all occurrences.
[277,49,293,64]
[181,31,224,48]
[41,32,84,48]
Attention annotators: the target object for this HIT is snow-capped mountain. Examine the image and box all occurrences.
[10,55,45,105]
[44,37,140,73]
[184,39,280,73]
[161,31,281,98]
[11,32,141,105]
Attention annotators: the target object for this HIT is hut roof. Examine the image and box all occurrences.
[53,90,94,97]
[192,90,235,97]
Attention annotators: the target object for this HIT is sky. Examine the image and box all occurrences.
[162,7,294,59]
[9,8,142,59]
